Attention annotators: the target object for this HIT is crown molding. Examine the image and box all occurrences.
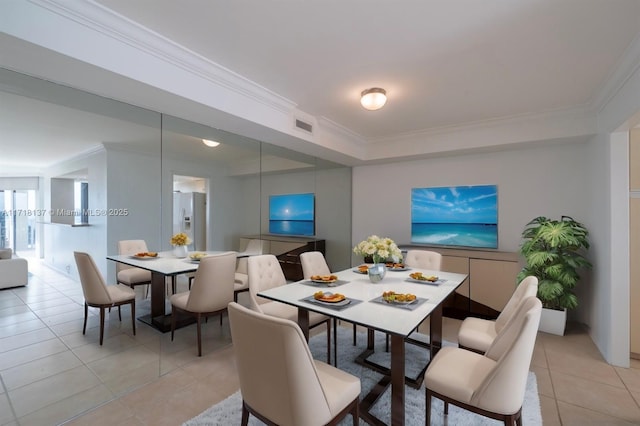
[30,0,298,115]
[369,104,595,146]
[592,31,640,116]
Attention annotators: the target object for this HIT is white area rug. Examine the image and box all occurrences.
[185,327,541,425]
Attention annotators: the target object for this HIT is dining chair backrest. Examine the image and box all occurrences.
[299,251,330,279]
[74,251,112,305]
[404,249,442,270]
[494,275,538,333]
[187,251,237,312]
[473,296,542,414]
[247,254,286,311]
[117,240,148,273]
[228,302,336,425]
[236,239,266,275]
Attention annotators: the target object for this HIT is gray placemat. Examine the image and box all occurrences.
[299,279,350,288]
[300,295,362,311]
[369,295,428,311]
[404,278,446,286]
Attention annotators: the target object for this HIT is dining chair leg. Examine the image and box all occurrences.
[333,318,338,367]
[425,388,432,426]
[118,305,122,321]
[197,314,202,357]
[241,402,250,426]
[220,312,223,326]
[352,399,359,426]
[131,300,136,336]
[326,319,331,364]
[170,308,176,341]
[99,306,105,345]
[83,302,88,335]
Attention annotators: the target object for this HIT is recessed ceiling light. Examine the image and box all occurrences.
[202,139,220,147]
[360,88,387,111]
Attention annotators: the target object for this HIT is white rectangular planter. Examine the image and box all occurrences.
[538,307,567,336]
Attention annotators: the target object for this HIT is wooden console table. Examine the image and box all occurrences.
[240,235,325,281]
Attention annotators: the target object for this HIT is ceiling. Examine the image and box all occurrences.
[1,0,640,171]
[94,0,640,139]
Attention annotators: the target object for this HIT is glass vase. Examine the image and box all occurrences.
[173,245,188,258]
[368,263,387,283]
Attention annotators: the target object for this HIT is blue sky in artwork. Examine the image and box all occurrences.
[269,193,314,220]
[411,185,497,224]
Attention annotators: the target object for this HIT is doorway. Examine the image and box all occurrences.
[173,175,208,251]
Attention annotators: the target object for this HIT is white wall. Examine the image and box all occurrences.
[105,148,162,283]
[43,150,107,281]
[259,167,353,270]
[353,140,589,250]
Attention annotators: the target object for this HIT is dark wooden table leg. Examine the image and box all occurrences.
[298,308,310,341]
[390,334,405,426]
[150,271,166,318]
[430,304,443,360]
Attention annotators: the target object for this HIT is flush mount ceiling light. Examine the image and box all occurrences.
[360,88,387,111]
[202,139,220,147]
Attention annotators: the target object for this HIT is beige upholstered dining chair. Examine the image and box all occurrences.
[424,296,542,425]
[300,251,356,358]
[248,254,333,364]
[384,249,443,351]
[404,249,442,270]
[458,275,539,354]
[228,302,360,426]
[234,239,266,302]
[170,251,237,356]
[74,251,136,345]
[117,240,152,297]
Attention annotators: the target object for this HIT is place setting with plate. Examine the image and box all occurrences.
[188,252,208,263]
[385,262,411,271]
[352,264,370,274]
[302,274,350,287]
[370,290,428,310]
[300,290,362,310]
[405,271,446,285]
[130,251,158,260]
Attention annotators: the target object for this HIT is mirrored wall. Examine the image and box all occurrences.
[0,67,351,422]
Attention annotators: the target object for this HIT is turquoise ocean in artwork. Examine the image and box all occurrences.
[411,222,497,249]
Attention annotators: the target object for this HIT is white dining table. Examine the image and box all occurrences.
[257,266,468,426]
[107,250,227,332]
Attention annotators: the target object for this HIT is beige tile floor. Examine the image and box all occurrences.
[1,260,639,425]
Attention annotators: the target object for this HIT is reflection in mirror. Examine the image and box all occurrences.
[0,66,352,424]
[0,67,165,417]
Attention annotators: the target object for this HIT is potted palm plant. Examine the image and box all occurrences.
[517,216,591,335]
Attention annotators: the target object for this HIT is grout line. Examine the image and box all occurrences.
[0,371,19,425]
[540,338,564,425]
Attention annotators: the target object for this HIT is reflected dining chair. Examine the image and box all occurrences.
[74,251,136,345]
[116,240,152,297]
[170,251,237,356]
[458,275,538,354]
[234,238,265,302]
[424,296,542,425]
[248,254,333,364]
[228,302,360,426]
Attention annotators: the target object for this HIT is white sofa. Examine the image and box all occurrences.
[0,248,28,289]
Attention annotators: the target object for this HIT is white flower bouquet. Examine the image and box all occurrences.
[353,235,402,264]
